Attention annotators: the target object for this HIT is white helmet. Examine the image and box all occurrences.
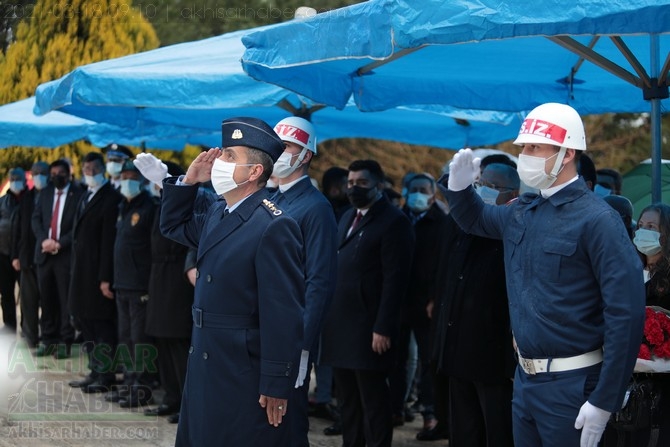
[274,116,317,154]
[513,103,586,150]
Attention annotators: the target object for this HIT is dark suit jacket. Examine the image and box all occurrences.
[273,177,338,352]
[68,182,122,320]
[433,215,516,383]
[160,180,305,447]
[31,182,85,265]
[403,203,448,324]
[145,187,216,339]
[321,196,415,371]
[12,188,38,267]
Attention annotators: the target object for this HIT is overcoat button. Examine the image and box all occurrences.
[206,274,212,282]
[189,346,194,354]
[195,271,200,279]
[203,352,209,360]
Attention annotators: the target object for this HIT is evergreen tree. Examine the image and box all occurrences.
[0,0,159,176]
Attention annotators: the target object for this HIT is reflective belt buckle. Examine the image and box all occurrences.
[193,307,203,328]
[521,358,536,375]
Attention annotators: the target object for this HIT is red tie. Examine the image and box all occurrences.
[50,190,63,241]
[348,211,363,236]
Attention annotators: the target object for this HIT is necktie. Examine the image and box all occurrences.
[224,209,230,217]
[348,211,363,236]
[50,190,63,240]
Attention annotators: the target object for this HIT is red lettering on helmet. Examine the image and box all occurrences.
[275,125,310,145]
[518,119,567,144]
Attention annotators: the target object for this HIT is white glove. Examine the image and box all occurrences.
[574,401,611,447]
[447,148,481,191]
[134,153,169,188]
[294,350,309,388]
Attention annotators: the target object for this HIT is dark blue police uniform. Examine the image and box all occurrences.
[272,176,337,447]
[446,178,645,446]
[160,116,305,446]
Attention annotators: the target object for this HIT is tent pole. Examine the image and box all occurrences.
[651,34,662,204]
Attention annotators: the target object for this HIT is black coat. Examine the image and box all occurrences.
[403,203,448,324]
[321,197,415,371]
[145,205,195,339]
[113,191,157,292]
[11,189,36,265]
[69,182,122,320]
[433,215,516,383]
[31,182,85,265]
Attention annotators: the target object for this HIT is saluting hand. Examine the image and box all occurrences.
[182,148,221,185]
[259,394,287,427]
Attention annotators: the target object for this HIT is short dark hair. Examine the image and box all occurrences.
[348,159,385,184]
[246,147,274,184]
[83,152,104,166]
[49,159,71,174]
[407,173,436,193]
[577,153,596,190]
[322,167,348,192]
[481,154,516,170]
[597,168,623,194]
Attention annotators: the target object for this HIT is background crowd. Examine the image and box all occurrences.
[0,108,665,447]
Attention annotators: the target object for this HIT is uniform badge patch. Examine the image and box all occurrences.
[131,212,140,226]
[262,199,283,216]
[232,129,243,139]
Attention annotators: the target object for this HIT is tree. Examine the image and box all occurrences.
[0,0,159,176]
[146,0,363,46]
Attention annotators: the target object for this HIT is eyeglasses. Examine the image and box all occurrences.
[474,181,515,193]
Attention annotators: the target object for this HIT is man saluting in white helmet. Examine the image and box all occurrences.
[440,103,645,447]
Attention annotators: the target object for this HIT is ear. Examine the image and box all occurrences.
[301,150,314,165]
[248,163,265,183]
[563,148,577,165]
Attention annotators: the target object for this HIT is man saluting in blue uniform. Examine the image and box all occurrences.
[442,103,645,447]
[160,117,305,446]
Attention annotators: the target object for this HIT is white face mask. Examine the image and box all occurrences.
[517,152,560,190]
[475,185,500,205]
[120,179,142,200]
[32,174,48,190]
[211,158,253,196]
[106,161,123,177]
[273,147,307,179]
[634,228,662,256]
[406,192,431,212]
[9,181,25,194]
[84,173,106,189]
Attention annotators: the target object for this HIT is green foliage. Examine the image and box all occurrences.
[0,0,159,177]
[145,0,363,46]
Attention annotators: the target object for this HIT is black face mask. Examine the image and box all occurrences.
[51,175,68,189]
[347,185,376,209]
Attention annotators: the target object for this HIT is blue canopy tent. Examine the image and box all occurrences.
[0,97,222,150]
[241,0,670,200]
[0,97,115,149]
[33,26,523,150]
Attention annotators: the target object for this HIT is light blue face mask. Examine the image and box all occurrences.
[594,184,611,197]
[475,185,500,205]
[120,179,142,199]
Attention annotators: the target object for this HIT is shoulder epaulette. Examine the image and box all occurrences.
[262,198,283,216]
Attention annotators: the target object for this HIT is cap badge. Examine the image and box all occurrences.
[232,129,243,139]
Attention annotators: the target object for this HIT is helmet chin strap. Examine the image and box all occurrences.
[548,146,568,179]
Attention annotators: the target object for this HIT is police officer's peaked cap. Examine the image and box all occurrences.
[120,159,140,174]
[221,117,285,163]
[102,143,133,159]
